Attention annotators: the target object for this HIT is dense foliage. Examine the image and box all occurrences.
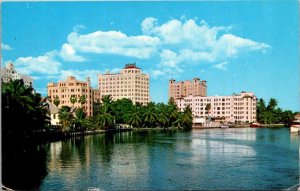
[257,98,295,125]
[56,95,193,131]
[2,80,50,136]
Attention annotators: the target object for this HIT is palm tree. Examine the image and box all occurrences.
[143,107,157,128]
[58,106,74,132]
[78,95,86,106]
[74,108,88,131]
[156,103,169,129]
[53,96,60,107]
[70,95,77,107]
[205,103,211,119]
[95,104,114,129]
[2,80,49,135]
[180,105,193,130]
[127,106,142,128]
[267,98,278,111]
[101,95,113,105]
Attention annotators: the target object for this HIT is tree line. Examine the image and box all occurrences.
[256,98,296,125]
[2,80,193,137]
[58,95,193,132]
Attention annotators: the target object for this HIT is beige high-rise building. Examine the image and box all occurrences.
[1,62,33,87]
[169,78,207,99]
[98,63,150,105]
[176,92,257,123]
[47,76,93,116]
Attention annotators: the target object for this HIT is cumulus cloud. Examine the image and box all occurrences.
[14,51,61,75]
[2,43,12,50]
[59,43,85,62]
[66,30,160,59]
[141,17,270,75]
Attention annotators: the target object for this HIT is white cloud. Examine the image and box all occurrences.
[141,17,270,74]
[142,17,228,50]
[67,31,160,59]
[213,61,228,71]
[14,51,61,75]
[59,43,85,62]
[2,43,12,50]
[148,69,165,79]
[160,49,182,68]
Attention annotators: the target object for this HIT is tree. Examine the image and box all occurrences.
[182,105,193,130]
[101,95,113,106]
[78,95,86,106]
[267,98,278,111]
[127,105,142,128]
[70,95,77,107]
[58,106,74,132]
[53,96,60,107]
[2,80,49,136]
[110,98,134,124]
[143,105,157,128]
[95,104,114,129]
[168,98,179,127]
[74,108,89,131]
[156,103,169,129]
[205,103,211,118]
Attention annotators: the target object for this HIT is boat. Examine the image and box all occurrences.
[250,122,263,128]
[290,119,300,133]
[220,125,229,128]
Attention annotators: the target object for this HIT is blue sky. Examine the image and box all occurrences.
[2,1,299,111]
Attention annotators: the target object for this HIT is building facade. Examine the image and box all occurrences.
[98,63,150,105]
[176,92,257,123]
[47,76,93,116]
[169,78,207,99]
[1,62,33,87]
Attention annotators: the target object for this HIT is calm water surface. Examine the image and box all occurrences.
[5,128,300,190]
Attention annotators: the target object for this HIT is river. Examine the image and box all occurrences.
[3,127,299,190]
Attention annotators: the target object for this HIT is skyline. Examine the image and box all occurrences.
[2,2,299,111]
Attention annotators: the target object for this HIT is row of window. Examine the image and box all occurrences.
[101,89,149,93]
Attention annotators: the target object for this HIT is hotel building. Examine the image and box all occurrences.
[98,63,150,105]
[169,78,207,99]
[1,62,33,87]
[47,76,94,116]
[176,91,257,123]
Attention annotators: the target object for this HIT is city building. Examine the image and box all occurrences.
[176,91,257,123]
[169,78,207,99]
[1,62,33,87]
[47,76,93,116]
[98,63,150,105]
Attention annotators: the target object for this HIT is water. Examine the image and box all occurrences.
[3,128,299,190]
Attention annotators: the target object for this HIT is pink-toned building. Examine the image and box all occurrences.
[169,78,207,99]
[47,76,94,116]
[176,92,257,123]
[98,63,150,105]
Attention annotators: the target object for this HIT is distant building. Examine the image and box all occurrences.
[47,76,93,116]
[98,63,150,105]
[176,92,257,123]
[1,62,33,87]
[169,78,207,100]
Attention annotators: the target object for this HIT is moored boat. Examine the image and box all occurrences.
[250,122,262,128]
[220,125,229,128]
[290,119,300,133]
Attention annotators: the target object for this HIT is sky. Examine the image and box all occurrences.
[1,1,299,111]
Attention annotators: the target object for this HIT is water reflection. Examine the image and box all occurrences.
[5,128,296,190]
[2,139,50,190]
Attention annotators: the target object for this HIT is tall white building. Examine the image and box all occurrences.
[176,91,257,123]
[1,62,33,87]
[98,63,150,105]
